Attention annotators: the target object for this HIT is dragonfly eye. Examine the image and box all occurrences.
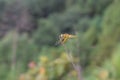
[60,34,63,38]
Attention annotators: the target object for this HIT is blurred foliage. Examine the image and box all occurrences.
[0,32,39,80]
[1,0,120,80]
[19,52,78,80]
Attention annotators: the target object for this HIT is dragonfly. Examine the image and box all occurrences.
[56,33,77,45]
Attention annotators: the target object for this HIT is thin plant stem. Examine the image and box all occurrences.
[62,44,83,80]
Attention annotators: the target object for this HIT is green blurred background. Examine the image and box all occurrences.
[0,0,120,80]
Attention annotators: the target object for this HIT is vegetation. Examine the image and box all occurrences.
[0,0,120,80]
